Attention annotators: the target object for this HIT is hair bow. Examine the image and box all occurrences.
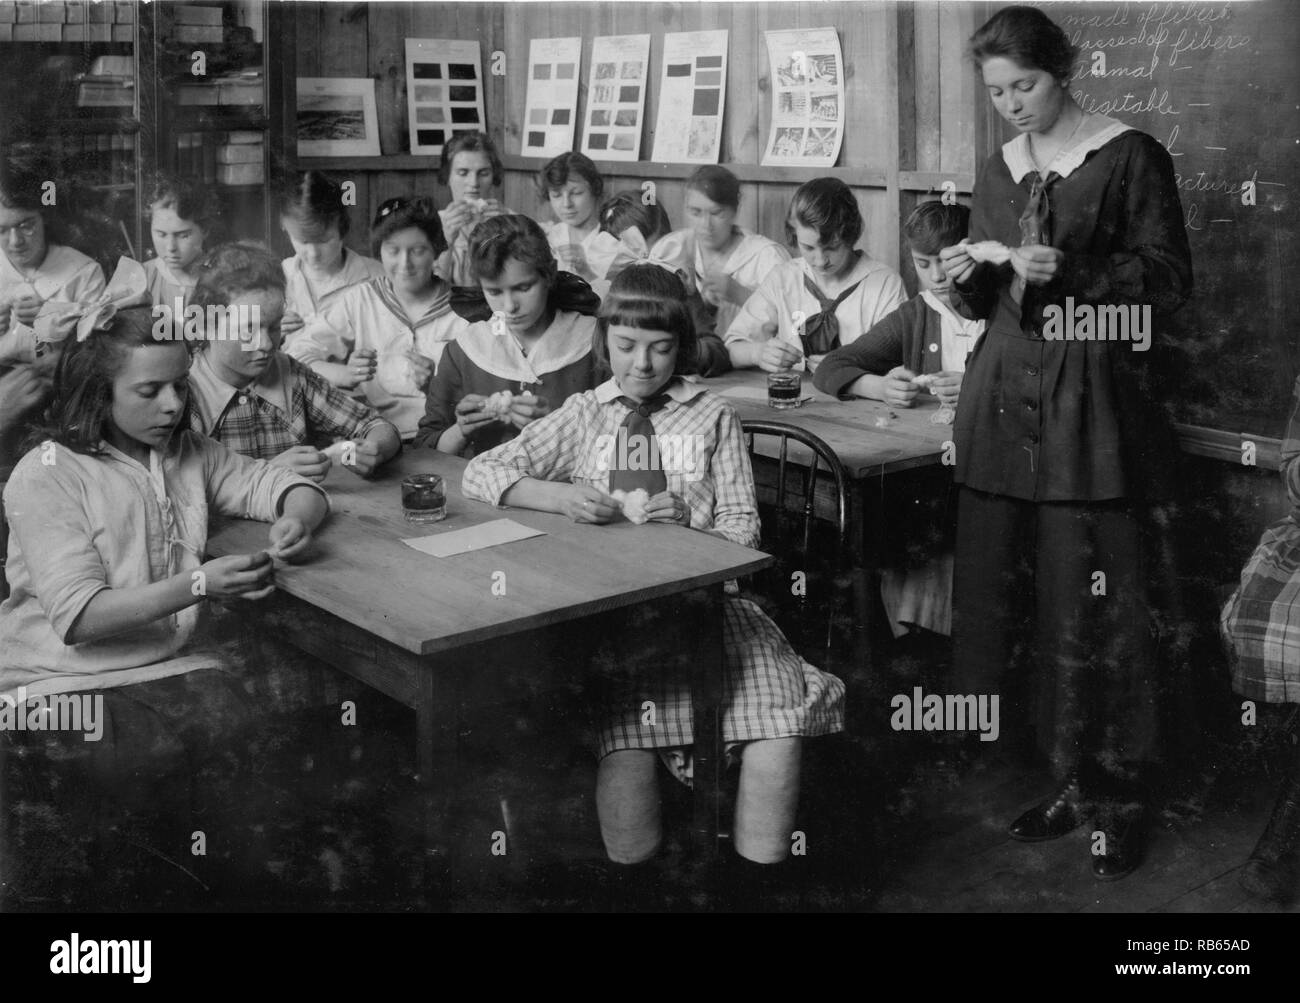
[33,257,150,345]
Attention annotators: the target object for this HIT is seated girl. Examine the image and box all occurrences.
[278,171,386,346]
[413,214,600,457]
[725,178,907,372]
[0,306,328,903]
[435,132,514,287]
[288,197,469,440]
[462,264,845,896]
[1,143,106,369]
[1222,374,1300,902]
[814,201,984,639]
[142,173,219,310]
[186,242,400,480]
[589,192,731,378]
[815,201,984,408]
[537,152,604,282]
[586,190,673,297]
[651,165,790,340]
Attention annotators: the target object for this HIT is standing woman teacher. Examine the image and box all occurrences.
[941,6,1192,880]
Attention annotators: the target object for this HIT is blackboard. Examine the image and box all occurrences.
[1024,1,1299,432]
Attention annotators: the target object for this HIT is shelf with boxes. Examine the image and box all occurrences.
[0,0,135,44]
[144,1,272,193]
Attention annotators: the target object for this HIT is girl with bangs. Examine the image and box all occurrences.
[462,264,845,907]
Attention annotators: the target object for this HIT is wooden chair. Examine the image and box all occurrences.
[739,420,864,675]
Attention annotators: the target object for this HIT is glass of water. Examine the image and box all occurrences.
[401,473,447,523]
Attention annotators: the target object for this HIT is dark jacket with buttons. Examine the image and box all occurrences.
[812,296,950,398]
[951,129,1193,502]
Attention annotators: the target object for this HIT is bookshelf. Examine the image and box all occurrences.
[0,0,295,267]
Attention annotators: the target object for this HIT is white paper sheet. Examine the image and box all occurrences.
[405,38,486,156]
[401,518,544,557]
[761,28,845,167]
[523,37,582,157]
[651,30,728,164]
[581,34,651,162]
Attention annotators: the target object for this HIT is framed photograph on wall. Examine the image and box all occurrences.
[296,78,382,158]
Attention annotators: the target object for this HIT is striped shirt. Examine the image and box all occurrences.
[286,277,469,437]
[188,350,396,460]
[462,376,759,548]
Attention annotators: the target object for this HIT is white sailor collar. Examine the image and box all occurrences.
[1002,115,1135,183]
[457,309,593,386]
[594,375,706,406]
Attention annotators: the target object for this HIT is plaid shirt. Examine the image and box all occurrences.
[462,375,844,753]
[188,351,395,461]
[462,377,760,548]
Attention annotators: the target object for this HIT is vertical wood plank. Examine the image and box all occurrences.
[368,1,410,157]
[940,2,976,177]
[914,1,942,174]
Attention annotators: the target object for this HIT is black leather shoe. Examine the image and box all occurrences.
[1008,773,1084,842]
[1092,802,1147,881]
[1239,775,1300,903]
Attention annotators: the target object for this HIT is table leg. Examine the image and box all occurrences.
[849,485,874,674]
[415,665,460,896]
[690,586,725,860]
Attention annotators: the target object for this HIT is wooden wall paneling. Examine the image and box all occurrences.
[940,2,978,177]
[853,4,900,267]
[913,2,942,174]
[368,1,410,158]
[295,2,322,77]
[321,1,368,76]
[724,0,761,165]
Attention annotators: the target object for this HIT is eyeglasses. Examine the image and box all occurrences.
[0,217,41,239]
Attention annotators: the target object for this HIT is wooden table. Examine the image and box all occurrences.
[702,370,955,665]
[703,369,954,480]
[206,450,772,875]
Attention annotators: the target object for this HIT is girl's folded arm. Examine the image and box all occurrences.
[724,284,781,368]
[200,434,328,523]
[462,395,589,507]
[813,302,911,397]
[65,576,198,645]
[415,348,464,452]
[707,408,761,549]
[5,460,197,645]
[285,296,354,370]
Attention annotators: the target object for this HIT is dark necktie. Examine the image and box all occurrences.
[1014,170,1055,306]
[801,274,866,355]
[609,395,671,495]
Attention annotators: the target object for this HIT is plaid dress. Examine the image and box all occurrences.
[462,377,846,758]
[1221,376,1300,703]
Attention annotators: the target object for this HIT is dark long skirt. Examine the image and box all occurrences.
[951,487,1162,780]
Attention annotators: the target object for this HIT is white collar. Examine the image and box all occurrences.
[921,289,984,336]
[456,310,592,386]
[594,375,706,406]
[1002,115,1134,182]
[188,350,293,433]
